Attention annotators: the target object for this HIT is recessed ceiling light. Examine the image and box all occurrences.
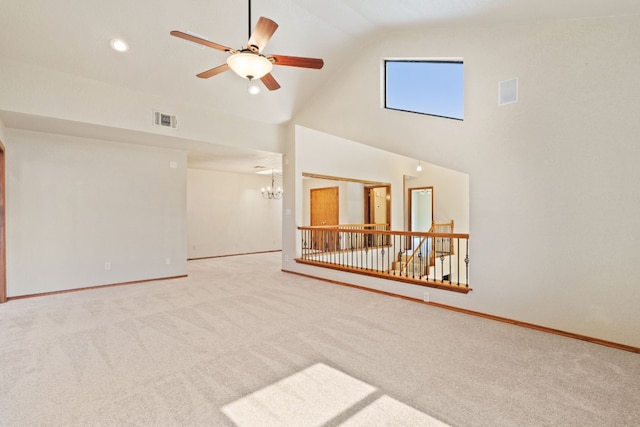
[109,38,129,52]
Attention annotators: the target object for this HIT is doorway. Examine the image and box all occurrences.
[364,185,391,246]
[407,186,434,253]
[364,185,391,226]
[310,186,339,250]
[408,186,434,232]
[0,140,6,303]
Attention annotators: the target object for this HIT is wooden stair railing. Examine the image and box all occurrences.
[400,235,429,276]
[297,224,471,293]
[400,220,456,276]
[430,220,455,265]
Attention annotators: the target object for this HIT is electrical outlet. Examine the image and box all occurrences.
[165,258,171,265]
[105,262,111,271]
[285,254,289,262]
[423,292,429,303]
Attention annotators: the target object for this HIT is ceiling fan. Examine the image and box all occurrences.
[170,2,324,93]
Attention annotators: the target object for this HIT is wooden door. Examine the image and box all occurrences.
[310,187,339,250]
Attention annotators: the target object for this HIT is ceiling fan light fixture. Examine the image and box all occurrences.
[247,78,261,95]
[226,52,273,80]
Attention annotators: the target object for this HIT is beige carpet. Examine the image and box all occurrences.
[1,252,639,426]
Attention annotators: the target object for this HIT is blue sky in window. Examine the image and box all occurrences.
[386,61,464,120]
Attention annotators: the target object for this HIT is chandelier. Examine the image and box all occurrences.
[261,169,283,199]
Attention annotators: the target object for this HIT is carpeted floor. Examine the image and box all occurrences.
[1,252,639,426]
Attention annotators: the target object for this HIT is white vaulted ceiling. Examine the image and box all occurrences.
[1,0,639,171]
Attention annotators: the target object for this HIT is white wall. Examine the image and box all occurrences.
[301,166,466,230]
[283,125,460,274]
[347,182,365,224]
[187,168,282,259]
[292,126,410,233]
[5,129,187,297]
[294,15,640,347]
[286,126,468,260]
[0,58,285,155]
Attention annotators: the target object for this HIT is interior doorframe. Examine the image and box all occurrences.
[363,184,392,228]
[0,139,6,303]
[408,186,434,232]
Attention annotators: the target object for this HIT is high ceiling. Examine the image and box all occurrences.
[2,0,638,172]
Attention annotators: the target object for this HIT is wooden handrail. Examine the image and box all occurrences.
[306,223,389,229]
[297,225,469,239]
[430,220,455,233]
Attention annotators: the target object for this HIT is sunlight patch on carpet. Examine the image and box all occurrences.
[221,363,449,426]
[341,395,449,426]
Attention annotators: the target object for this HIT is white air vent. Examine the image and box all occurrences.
[153,111,177,128]
[499,77,518,105]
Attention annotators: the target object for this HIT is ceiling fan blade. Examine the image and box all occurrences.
[170,30,233,52]
[247,17,278,53]
[196,64,230,79]
[269,55,324,69]
[261,73,281,91]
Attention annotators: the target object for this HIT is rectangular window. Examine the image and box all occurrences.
[384,60,464,120]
